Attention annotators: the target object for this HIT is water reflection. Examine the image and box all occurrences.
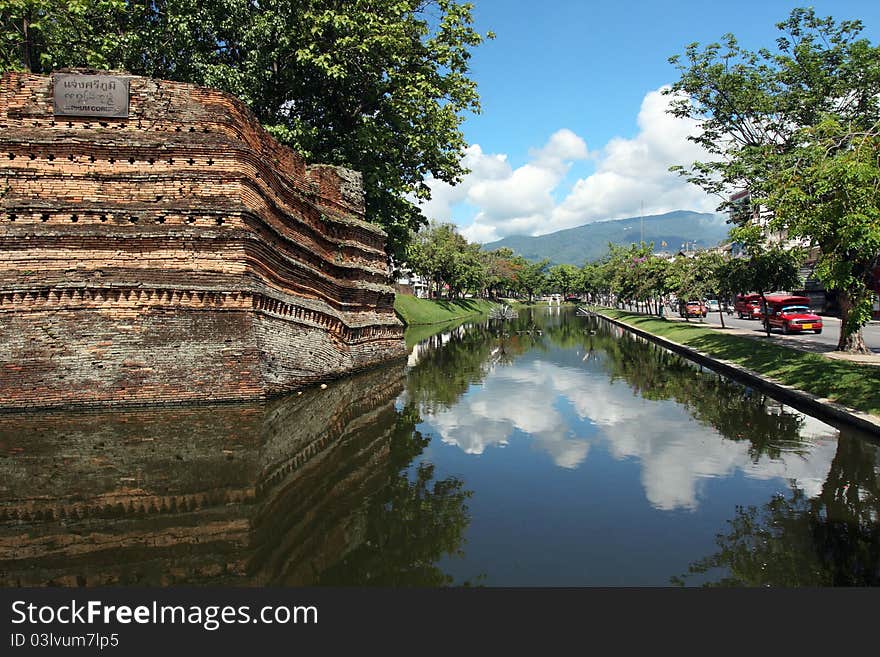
[2,306,879,586]
[0,364,472,586]
[408,310,845,511]
[401,308,879,585]
[676,432,880,586]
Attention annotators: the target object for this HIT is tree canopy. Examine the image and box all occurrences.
[667,7,880,352]
[0,0,492,256]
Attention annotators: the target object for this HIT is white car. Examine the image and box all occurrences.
[705,299,720,312]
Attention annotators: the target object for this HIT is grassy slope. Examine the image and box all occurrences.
[599,308,880,416]
[394,295,496,326]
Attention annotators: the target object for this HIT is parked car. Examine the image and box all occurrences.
[759,295,823,334]
[734,293,763,320]
[679,300,707,318]
[705,299,720,313]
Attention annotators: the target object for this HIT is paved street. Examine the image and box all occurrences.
[686,310,880,354]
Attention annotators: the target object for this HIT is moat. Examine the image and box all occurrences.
[2,306,878,586]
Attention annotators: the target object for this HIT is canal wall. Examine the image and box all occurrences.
[0,71,405,408]
[589,309,880,438]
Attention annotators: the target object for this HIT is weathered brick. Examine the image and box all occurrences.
[0,71,406,409]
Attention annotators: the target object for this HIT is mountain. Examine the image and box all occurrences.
[483,211,730,265]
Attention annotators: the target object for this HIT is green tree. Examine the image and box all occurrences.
[642,255,672,316]
[547,264,580,298]
[579,262,604,303]
[515,258,549,303]
[406,222,489,298]
[482,247,522,299]
[667,7,880,351]
[0,0,129,72]
[1,0,492,257]
[730,226,804,336]
[667,254,713,321]
[451,241,486,298]
[407,222,457,298]
[765,119,880,352]
[696,251,731,326]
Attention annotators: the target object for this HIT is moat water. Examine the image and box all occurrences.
[2,306,878,586]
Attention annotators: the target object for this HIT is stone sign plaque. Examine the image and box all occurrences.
[53,74,129,118]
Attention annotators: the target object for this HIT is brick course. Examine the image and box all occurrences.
[0,71,405,408]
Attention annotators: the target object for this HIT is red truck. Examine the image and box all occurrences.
[679,300,707,318]
[759,294,823,334]
[734,293,763,320]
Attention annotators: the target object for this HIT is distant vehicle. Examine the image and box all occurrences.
[734,293,763,320]
[705,299,720,312]
[759,294,823,334]
[565,295,580,303]
[679,300,707,318]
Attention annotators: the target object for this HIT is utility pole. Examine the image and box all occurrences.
[640,201,644,245]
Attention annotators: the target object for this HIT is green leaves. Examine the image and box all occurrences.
[0,0,130,73]
[547,264,579,296]
[669,7,880,351]
[1,1,490,256]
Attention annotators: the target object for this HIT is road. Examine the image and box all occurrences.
[688,310,880,353]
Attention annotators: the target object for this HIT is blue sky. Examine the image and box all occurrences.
[422,0,880,243]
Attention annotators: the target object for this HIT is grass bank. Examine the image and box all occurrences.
[394,295,496,326]
[402,317,474,349]
[597,308,880,417]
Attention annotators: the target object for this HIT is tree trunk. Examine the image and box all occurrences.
[718,308,725,328]
[23,17,33,73]
[759,291,770,337]
[837,291,871,354]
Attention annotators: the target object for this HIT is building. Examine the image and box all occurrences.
[394,264,430,298]
[728,190,811,251]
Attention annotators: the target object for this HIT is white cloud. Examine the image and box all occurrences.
[416,144,511,225]
[552,88,716,229]
[422,360,593,469]
[423,86,720,243]
[531,128,590,170]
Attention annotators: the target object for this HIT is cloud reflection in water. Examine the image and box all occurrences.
[415,355,839,511]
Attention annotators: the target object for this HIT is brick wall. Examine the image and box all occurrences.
[0,71,405,408]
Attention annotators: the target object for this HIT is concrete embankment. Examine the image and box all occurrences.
[588,308,880,438]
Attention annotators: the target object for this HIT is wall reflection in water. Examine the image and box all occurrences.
[0,363,471,587]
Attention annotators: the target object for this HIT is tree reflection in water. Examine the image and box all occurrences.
[674,432,880,586]
[569,319,812,462]
[318,404,474,586]
[406,308,833,466]
[573,319,879,585]
[409,310,879,586]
